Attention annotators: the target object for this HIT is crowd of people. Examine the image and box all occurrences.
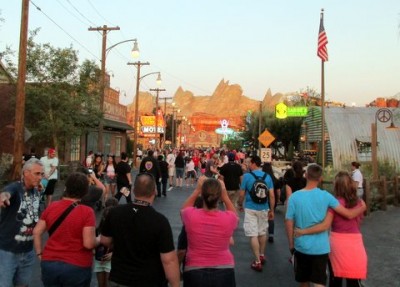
[0,146,368,287]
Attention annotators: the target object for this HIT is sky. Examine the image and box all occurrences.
[1,0,400,107]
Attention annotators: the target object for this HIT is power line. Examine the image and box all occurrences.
[87,0,117,27]
[30,0,100,61]
[55,0,91,27]
[66,0,96,26]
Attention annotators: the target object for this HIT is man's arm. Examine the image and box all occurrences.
[285,219,295,252]
[237,189,245,212]
[160,250,180,287]
[334,201,366,219]
[295,212,334,237]
[268,187,275,219]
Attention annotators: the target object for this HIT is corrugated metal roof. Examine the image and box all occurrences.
[323,107,400,170]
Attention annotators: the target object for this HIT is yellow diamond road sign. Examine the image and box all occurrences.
[258,129,275,147]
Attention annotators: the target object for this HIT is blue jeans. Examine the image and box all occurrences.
[183,268,236,287]
[0,249,35,287]
[41,261,92,287]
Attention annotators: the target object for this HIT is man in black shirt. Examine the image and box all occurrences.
[219,152,243,206]
[139,150,161,196]
[100,173,180,287]
[115,152,132,203]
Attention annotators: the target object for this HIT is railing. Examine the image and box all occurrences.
[322,175,400,215]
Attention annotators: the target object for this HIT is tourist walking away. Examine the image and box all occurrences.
[285,160,306,203]
[40,148,59,207]
[140,150,162,194]
[204,154,220,178]
[285,164,366,287]
[100,173,180,287]
[351,161,364,199]
[33,172,97,287]
[166,149,176,191]
[219,152,243,207]
[185,157,196,187]
[181,177,239,287]
[175,151,185,188]
[158,155,169,196]
[238,155,275,272]
[294,171,367,287]
[262,162,282,243]
[94,198,119,287]
[104,154,117,198]
[115,152,133,203]
[0,158,44,287]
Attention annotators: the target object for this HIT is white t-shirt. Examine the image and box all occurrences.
[40,156,59,180]
[166,153,175,168]
[352,169,363,188]
[186,160,195,172]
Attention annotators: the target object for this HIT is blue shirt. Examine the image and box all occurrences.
[240,169,274,211]
[285,187,339,255]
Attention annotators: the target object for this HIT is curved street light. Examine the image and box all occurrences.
[96,37,139,152]
[127,59,162,166]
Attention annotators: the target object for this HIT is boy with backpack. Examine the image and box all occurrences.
[238,155,275,272]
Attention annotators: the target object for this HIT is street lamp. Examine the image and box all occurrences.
[371,108,398,180]
[92,35,139,152]
[127,59,162,166]
[171,103,180,148]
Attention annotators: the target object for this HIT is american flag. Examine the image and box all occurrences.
[317,14,328,62]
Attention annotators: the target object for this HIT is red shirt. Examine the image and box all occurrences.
[41,199,96,267]
[192,156,200,168]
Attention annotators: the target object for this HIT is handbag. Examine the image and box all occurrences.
[48,201,79,236]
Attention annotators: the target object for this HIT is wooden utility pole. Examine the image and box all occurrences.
[88,25,120,153]
[258,101,262,153]
[160,96,173,114]
[11,0,29,180]
[150,88,165,149]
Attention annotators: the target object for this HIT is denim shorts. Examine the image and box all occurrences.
[41,260,92,287]
[0,248,35,287]
[104,175,116,185]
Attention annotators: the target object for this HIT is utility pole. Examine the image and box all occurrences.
[11,0,29,180]
[160,96,173,115]
[258,101,262,154]
[128,61,150,167]
[150,88,165,149]
[88,25,120,153]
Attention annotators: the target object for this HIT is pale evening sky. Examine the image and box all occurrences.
[1,0,399,107]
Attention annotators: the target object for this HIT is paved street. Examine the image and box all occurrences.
[30,176,400,287]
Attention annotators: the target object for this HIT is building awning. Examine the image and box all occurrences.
[103,119,134,131]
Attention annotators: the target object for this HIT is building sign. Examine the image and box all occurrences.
[140,115,165,136]
[215,119,234,135]
[275,103,308,119]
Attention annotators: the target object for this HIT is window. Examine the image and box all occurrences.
[356,139,372,161]
[70,136,80,161]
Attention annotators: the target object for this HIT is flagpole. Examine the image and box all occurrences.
[319,8,326,171]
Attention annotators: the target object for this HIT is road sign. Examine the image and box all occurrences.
[260,148,272,163]
[258,129,275,147]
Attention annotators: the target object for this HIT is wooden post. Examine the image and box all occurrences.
[380,176,387,211]
[11,0,29,180]
[394,176,399,207]
[365,179,371,216]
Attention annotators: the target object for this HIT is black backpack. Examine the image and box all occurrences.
[248,171,269,204]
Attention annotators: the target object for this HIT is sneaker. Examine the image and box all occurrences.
[251,261,262,272]
[168,186,173,191]
[259,255,266,265]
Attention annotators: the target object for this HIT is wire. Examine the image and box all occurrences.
[66,0,96,26]
[30,0,100,61]
[55,0,91,27]
[87,0,117,27]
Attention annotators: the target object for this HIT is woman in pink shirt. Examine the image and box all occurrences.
[181,177,239,287]
[295,171,367,287]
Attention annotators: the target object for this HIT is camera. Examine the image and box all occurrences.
[88,168,93,174]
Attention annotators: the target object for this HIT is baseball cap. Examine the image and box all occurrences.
[48,148,56,155]
[228,152,235,161]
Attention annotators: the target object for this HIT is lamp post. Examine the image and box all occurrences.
[150,85,165,150]
[371,108,397,180]
[127,62,161,166]
[171,103,180,148]
[87,26,139,152]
